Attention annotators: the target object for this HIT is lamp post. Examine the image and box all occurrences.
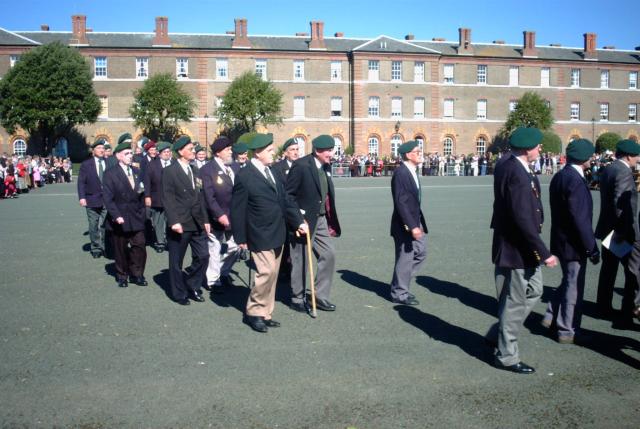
[591,117,595,143]
[204,114,209,157]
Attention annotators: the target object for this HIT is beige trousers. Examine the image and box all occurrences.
[246,246,283,320]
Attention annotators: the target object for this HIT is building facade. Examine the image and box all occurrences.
[0,15,639,158]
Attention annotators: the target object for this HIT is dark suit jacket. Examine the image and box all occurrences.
[201,159,235,231]
[594,159,639,243]
[285,154,341,243]
[137,154,154,182]
[162,161,208,232]
[105,156,118,169]
[102,164,146,232]
[272,159,292,184]
[390,163,428,239]
[143,158,165,208]
[77,157,104,208]
[491,154,551,268]
[549,165,596,261]
[230,162,302,252]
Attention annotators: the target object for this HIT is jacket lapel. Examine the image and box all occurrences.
[308,155,321,194]
[249,162,277,195]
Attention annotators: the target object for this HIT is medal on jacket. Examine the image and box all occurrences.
[216,176,223,185]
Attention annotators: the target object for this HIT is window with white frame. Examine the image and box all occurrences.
[176,58,188,78]
[443,137,453,155]
[541,67,550,87]
[330,61,342,81]
[293,96,305,118]
[136,57,148,79]
[216,58,228,80]
[476,136,486,155]
[570,69,580,87]
[570,102,580,120]
[443,64,454,83]
[391,134,402,157]
[477,65,487,84]
[293,60,304,81]
[368,60,379,81]
[94,57,107,78]
[391,97,402,118]
[443,98,454,118]
[600,103,609,121]
[13,139,26,156]
[477,99,487,120]
[368,137,379,155]
[255,59,267,81]
[330,97,342,117]
[391,61,402,81]
[509,100,518,112]
[414,62,424,82]
[98,95,108,118]
[414,97,425,119]
[600,70,609,88]
[333,135,343,158]
[368,96,380,118]
[9,54,20,68]
[630,104,638,122]
[630,72,638,89]
[509,66,519,86]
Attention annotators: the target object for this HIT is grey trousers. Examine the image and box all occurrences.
[494,266,543,366]
[390,234,427,301]
[86,207,106,255]
[544,259,586,338]
[290,215,335,304]
[149,207,167,247]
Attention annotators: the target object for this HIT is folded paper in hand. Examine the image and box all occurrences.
[602,230,633,258]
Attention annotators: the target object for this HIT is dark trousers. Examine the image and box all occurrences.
[621,241,640,320]
[596,245,619,313]
[112,230,147,281]
[167,228,209,301]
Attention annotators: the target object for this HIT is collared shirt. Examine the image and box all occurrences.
[215,157,234,183]
[286,159,292,169]
[251,158,270,180]
[119,162,132,177]
[403,161,420,189]
[620,159,631,170]
[515,155,533,174]
[94,156,105,175]
[161,159,171,168]
[314,156,322,169]
[178,158,194,188]
[570,163,585,178]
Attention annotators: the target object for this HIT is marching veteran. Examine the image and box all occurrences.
[143,141,172,253]
[389,140,428,306]
[77,138,108,258]
[489,127,558,374]
[272,138,299,184]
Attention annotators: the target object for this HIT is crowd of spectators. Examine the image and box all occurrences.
[0,153,72,198]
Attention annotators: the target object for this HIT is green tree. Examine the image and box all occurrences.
[129,73,196,141]
[595,132,622,153]
[216,71,283,141]
[541,130,562,154]
[502,91,554,135]
[0,42,101,155]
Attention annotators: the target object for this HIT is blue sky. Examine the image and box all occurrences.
[3,0,638,49]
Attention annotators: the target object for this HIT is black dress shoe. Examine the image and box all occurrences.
[130,276,148,286]
[494,361,535,374]
[202,283,212,292]
[176,298,190,306]
[190,291,205,302]
[264,319,281,327]
[244,316,268,333]
[315,299,336,311]
[117,279,128,288]
[290,302,308,313]
[392,297,420,306]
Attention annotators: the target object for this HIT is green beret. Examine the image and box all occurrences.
[194,143,205,153]
[232,142,248,154]
[249,133,274,150]
[91,138,106,149]
[237,132,256,145]
[282,138,297,151]
[509,127,543,150]
[566,139,595,162]
[138,136,149,148]
[312,135,335,150]
[616,139,640,156]
[398,140,418,155]
[173,135,192,152]
[157,141,172,153]
[117,133,133,146]
[114,142,131,154]
[104,143,112,150]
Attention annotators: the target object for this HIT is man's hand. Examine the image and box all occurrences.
[79,198,87,207]
[217,214,230,229]
[115,217,125,225]
[171,223,183,234]
[589,248,601,265]
[544,255,559,268]
[297,222,309,236]
[204,223,211,235]
[411,227,423,240]
[144,197,151,207]
[238,243,248,250]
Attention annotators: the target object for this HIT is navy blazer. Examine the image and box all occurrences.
[390,163,427,238]
[549,165,596,261]
[162,161,208,232]
[594,159,639,243]
[77,157,104,208]
[272,158,292,184]
[143,158,166,208]
[102,164,146,232]
[491,155,551,268]
[201,159,236,231]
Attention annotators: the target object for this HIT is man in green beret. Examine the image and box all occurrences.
[543,139,599,344]
[489,127,558,374]
[193,143,208,169]
[232,142,249,168]
[77,138,108,258]
[162,135,211,305]
[286,134,342,314]
[595,139,640,327]
[272,138,299,184]
[143,141,173,253]
[103,143,117,168]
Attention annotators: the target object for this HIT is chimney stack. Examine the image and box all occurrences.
[70,15,88,45]
[153,16,171,46]
[584,33,597,60]
[40,24,49,31]
[523,31,537,57]
[232,18,251,48]
[405,34,415,41]
[334,32,344,38]
[309,21,326,50]
[458,28,472,55]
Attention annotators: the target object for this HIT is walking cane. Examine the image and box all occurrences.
[305,230,318,318]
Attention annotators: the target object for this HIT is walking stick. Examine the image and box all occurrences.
[305,230,317,318]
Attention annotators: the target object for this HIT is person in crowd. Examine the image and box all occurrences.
[77,138,108,258]
[272,138,299,184]
[143,141,172,253]
[231,142,249,169]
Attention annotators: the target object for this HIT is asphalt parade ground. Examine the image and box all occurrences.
[1,176,639,428]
